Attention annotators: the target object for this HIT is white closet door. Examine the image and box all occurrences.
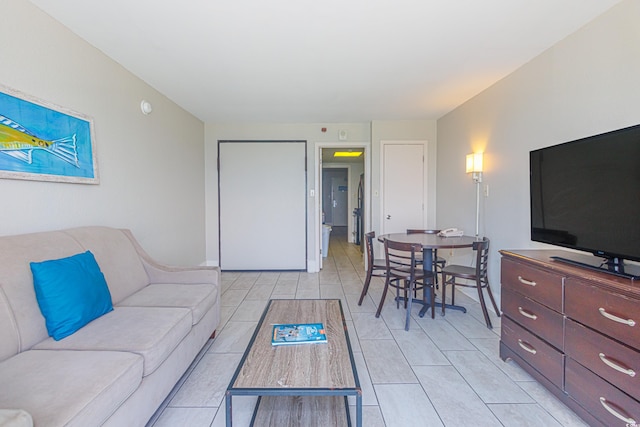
[382,143,425,234]
[219,141,306,270]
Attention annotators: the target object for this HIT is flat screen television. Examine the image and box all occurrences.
[530,123,640,279]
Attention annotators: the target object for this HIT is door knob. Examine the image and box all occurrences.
[386,215,391,220]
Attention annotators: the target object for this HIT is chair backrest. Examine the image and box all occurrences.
[383,239,422,280]
[406,229,441,235]
[364,231,376,269]
[472,237,490,279]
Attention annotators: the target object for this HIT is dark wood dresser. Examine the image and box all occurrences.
[499,250,640,427]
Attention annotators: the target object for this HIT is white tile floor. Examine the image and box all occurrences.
[147,229,590,427]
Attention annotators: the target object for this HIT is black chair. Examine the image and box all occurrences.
[441,237,501,328]
[357,231,387,306]
[376,239,435,330]
[406,229,447,288]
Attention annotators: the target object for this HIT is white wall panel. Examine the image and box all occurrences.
[219,141,306,270]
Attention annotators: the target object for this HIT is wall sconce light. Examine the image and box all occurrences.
[466,152,484,236]
[466,152,483,183]
[140,100,153,115]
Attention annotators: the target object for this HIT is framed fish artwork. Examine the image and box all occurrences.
[0,84,98,184]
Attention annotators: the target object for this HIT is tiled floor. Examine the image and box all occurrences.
[147,229,589,427]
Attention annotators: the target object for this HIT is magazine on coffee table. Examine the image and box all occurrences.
[271,323,327,346]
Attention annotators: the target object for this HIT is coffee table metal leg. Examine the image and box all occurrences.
[225,392,232,427]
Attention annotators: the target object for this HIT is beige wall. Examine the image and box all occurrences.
[1,0,206,265]
[437,0,640,299]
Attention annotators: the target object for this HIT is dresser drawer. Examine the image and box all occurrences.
[501,316,564,388]
[565,278,640,350]
[501,286,564,350]
[566,358,640,427]
[565,319,640,400]
[501,258,563,312]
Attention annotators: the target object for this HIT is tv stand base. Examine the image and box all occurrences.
[550,256,640,281]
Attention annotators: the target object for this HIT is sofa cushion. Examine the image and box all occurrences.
[0,230,85,351]
[0,350,142,427]
[33,306,191,376]
[30,251,113,341]
[0,287,19,363]
[62,227,151,304]
[118,283,218,325]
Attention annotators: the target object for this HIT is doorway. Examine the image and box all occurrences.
[318,146,366,267]
[322,168,348,227]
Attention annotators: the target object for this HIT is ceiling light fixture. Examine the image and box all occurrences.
[333,151,362,157]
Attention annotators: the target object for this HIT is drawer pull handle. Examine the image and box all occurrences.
[598,308,636,327]
[599,397,636,425]
[599,353,636,377]
[518,307,538,320]
[517,339,537,354]
[517,276,537,286]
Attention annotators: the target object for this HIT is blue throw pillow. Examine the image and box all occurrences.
[30,250,113,340]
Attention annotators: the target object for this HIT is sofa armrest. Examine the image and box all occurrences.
[0,410,33,427]
[141,258,219,284]
[120,229,219,285]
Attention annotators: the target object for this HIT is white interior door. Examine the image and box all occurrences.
[382,143,425,234]
[219,141,306,270]
[330,175,348,226]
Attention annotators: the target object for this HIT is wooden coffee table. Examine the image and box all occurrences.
[225,299,361,426]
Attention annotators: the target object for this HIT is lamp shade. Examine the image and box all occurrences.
[466,152,483,173]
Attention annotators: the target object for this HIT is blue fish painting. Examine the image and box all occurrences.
[0,88,97,183]
[0,114,79,167]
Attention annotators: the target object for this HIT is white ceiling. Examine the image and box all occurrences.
[29,0,622,123]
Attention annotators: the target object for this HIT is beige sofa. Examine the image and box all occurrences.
[0,226,220,427]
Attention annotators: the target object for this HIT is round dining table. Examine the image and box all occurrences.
[378,232,481,317]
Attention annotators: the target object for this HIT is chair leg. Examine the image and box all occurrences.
[375,277,390,318]
[475,279,493,329]
[430,280,435,319]
[441,278,458,317]
[402,280,409,309]
[358,268,373,305]
[405,279,414,331]
[451,282,456,306]
[485,279,501,318]
[440,274,456,316]
[440,274,447,316]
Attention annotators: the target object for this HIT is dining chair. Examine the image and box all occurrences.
[406,229,447,288]
[440,237,501,328]
[376,239,435,330]
[357,231,387,306]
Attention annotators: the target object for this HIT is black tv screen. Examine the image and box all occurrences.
[530,124,640,272]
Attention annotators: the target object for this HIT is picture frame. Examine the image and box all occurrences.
[0,84,98,184]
